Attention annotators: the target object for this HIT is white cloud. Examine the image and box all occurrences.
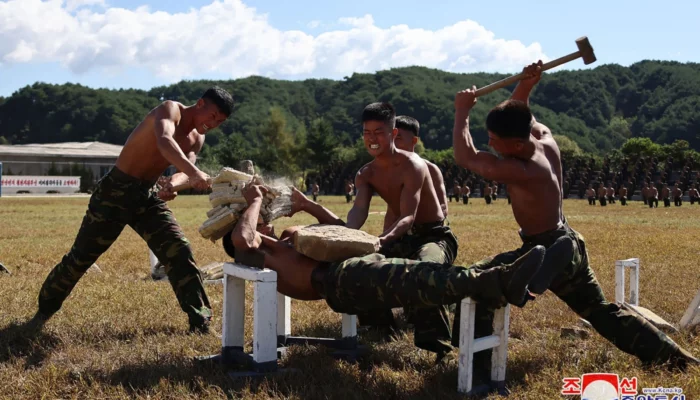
[65,0,106,12]
[306,20,320,29]
[0,0,550,83]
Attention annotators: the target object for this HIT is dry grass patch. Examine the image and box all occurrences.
[1,195,699,399]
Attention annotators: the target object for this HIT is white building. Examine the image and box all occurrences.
[0,141,123,181]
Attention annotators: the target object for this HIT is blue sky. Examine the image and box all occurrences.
[1,0,697,97]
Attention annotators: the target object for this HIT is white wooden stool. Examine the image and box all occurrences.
[219,262,509,393]
[220,262,362,373]
[680,289,700,330]
[615,258,640,305]
[458,298,510,395]
[221,263,279,372]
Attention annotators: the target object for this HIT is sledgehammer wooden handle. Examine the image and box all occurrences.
[474,36,596,97]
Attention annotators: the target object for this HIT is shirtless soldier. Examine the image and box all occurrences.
[597,184,607,206]
[662,183,671,207]
[388,115,449,223]
[649,185,659,208]
[606,184,616,204]
[452,181,461,203]
[484,185,493,204]
[689,184,700,205]
[452,62,698,387]
[461,182,471,205]
[673,183,683,206]
[619,185,628,206]
[311,182,320,202]
[586,184,596,205]
[307,102,458,359]
[31,87,234,333]
[642,182,649,205]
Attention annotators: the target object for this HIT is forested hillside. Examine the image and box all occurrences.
[0,60,698,176]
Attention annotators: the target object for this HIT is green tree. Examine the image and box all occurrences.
[307,118,339,168]
[256,107,304,177]
[620,137,661,158]
[553,134,583,160]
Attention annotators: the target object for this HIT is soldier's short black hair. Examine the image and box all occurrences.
[362,102,395,128]
[486,99,533,140]
[395,115,420,137]
[201,86,235,117]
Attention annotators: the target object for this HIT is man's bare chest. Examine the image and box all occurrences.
[368,173,403,201]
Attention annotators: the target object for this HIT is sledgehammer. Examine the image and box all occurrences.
[475,36,597,97]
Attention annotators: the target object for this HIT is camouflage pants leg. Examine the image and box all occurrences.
[465,228,683,366]
[38,186,127,315]
[355,236,418,331]
[356,228,457,355]
[549,240,681,363]
[129,194,212,327]
[322,254,506,317]
[404,240,455,354]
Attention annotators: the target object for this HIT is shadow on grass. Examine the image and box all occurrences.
[73,324,184,345]
[81,342,494,400]
[0,318,61,368]
[83,346,376,400]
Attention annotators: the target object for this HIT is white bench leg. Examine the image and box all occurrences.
[277,294,291,340]
[629,262,639,306]
[253,281,278,364]
[341,314,357,338]
[491,305,510,384]
[223,275,245,348]
[458,298,510,395]
[615,258,640,306]
[458,298,477,394]
[680,289,700,329]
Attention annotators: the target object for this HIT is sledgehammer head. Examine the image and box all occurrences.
[576,36,596,65]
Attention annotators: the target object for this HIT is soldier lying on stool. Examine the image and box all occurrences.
[452,60,699,383]
[221,183,552,338]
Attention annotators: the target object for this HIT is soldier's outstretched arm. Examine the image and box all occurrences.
[452,87,541,185]
[288,187,344,225]
[346,169,372,229]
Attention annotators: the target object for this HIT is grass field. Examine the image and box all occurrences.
[1,195,699,399]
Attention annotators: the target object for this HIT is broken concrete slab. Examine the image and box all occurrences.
[293,224,380,262]
[201,262,224,281]
[628,304,679,334]
[0,262,11,275]
[87,264,102,274]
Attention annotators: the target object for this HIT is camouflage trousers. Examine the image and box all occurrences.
[467,220,683,368]
[37,167,212,327]
[356,222,458,355]
[313,253,507,324]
